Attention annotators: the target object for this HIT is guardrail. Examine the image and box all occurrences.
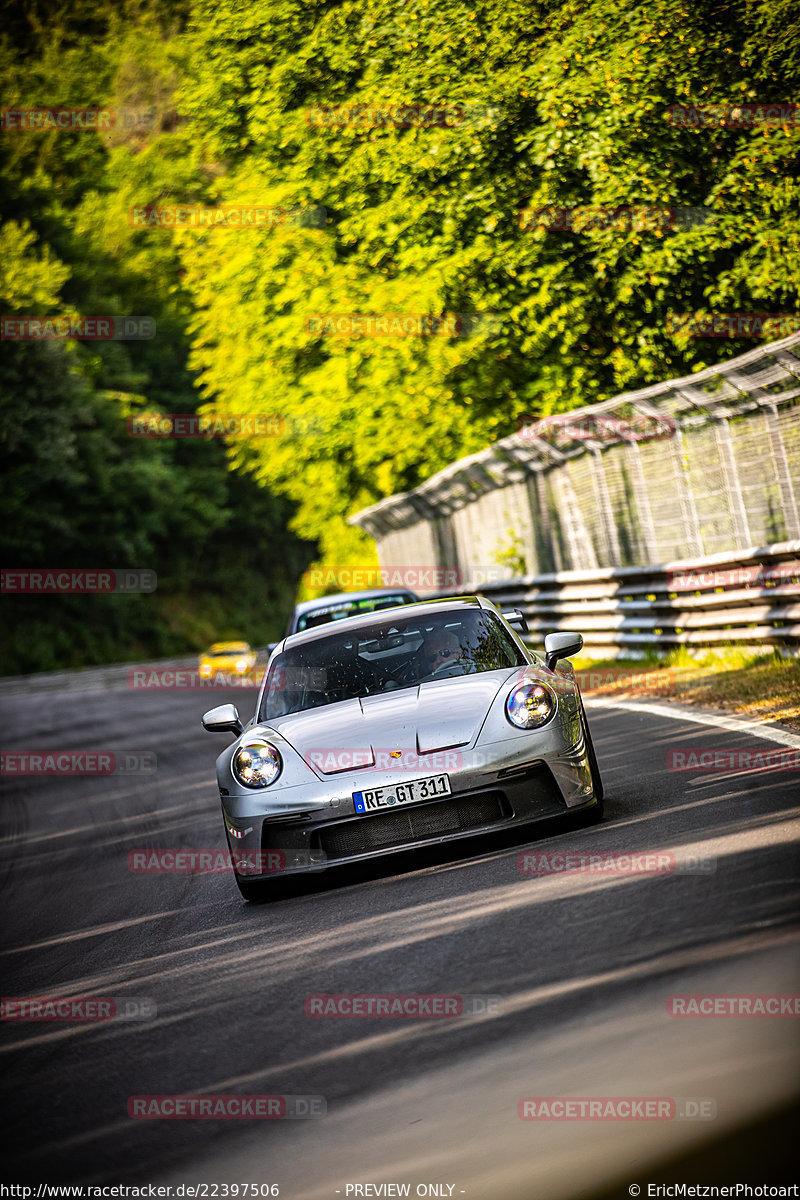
[0,654,199,698]
[3,545,796,695]
[0,647,275,698]
[442,541,800,657]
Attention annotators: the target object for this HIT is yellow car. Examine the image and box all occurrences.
[198,641,257,680]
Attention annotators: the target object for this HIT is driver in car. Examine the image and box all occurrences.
[382,626,466,689]
[397,627,463,684]
[418,629,461,678]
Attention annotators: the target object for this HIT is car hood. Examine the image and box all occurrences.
[267,672,512,774]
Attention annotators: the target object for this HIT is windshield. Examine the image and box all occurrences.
[260,608,525,720]
[295,592,414,632]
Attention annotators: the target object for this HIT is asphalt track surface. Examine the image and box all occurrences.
[1,682,799,1197]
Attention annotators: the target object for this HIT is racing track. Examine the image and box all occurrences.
[1,682,798,1196]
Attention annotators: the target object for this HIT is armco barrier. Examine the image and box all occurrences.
[440,541,800,657]
[0,655,198,698]
[0,648,274,697]
[1,557,795,696]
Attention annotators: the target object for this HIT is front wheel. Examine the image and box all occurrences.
[578,694,604,815]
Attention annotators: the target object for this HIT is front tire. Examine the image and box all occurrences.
[578,694,604,815]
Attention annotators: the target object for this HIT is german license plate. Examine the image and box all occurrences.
[353,773,452,814]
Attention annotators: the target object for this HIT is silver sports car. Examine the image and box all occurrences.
[202,595,603,900]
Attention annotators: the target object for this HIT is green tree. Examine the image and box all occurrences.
[0,5,314,672]
[175,0,800,577]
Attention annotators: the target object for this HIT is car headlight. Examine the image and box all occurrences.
[235,659,248,673]
[232,740,282,788]
[199,663,212,677]
[506,680,556,729]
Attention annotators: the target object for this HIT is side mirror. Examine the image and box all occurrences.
[544,631,583,671]
[502,609,529,635]
[202,703,244,736]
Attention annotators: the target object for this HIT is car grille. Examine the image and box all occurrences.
[317,793,507,860]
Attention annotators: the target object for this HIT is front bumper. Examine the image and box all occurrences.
[221,733,597,883]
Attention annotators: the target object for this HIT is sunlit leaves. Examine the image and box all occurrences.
[172,0,800,577]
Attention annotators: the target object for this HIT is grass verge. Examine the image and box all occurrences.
[573,646,800,733]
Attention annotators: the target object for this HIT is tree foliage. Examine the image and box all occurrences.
[175,0,800,569]
[2,0,799,666]
[0,3,313,672]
